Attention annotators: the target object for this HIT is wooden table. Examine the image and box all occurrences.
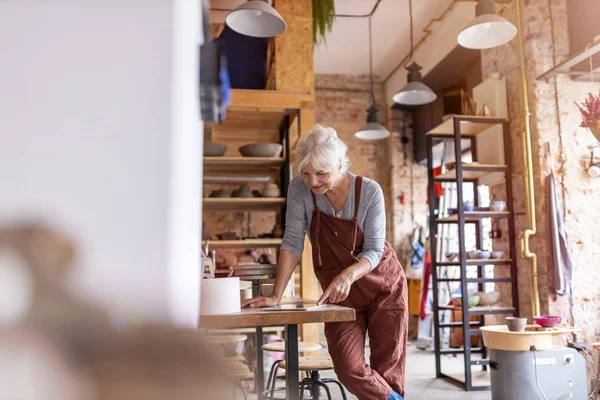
[199,297,355,400]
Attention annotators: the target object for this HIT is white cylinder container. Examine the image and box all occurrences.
[200,277,241,315]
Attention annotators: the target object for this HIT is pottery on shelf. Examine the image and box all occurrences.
[232,184,253,198]
[239,143,283,158]
[452,295,480,307]
[475,250,491,260]
[475,291,501,306]
[209,189,230,198]
[204,142,228,157]
[491,251,504,259]
[490,200,506,212]
[464,201,475,212]
[262,183,280,198]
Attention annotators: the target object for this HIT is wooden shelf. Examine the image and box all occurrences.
[538,40,600,82]
[438,305,516,315]
[208,238,283,249]
[426,115,507,137]
[434,164,507,181]
[210,89,314,147]
[203,156,285,174]
[436,211,510,223]
[203,197,286,211]
[437,259,513,266]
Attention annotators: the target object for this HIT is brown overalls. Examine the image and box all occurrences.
[310,176,408,400]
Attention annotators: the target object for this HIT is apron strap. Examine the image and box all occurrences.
[354,176,363,219]
[310,191,323,266]
[351,176,364,255]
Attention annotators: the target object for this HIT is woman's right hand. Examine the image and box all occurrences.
[241,295,279,309]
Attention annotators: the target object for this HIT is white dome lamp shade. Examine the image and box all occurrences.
[393,61,437,106]
[392,0,436,106]
[355,105,390,140]
[457,0,517,49]
[226,0,287,38]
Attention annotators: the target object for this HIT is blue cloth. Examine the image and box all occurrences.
[218,65,231,122]
[388,391,404,400]
[411,239,425,269]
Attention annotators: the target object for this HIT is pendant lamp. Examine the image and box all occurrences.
[226,0,287,38]
[392,0,436,106]
[355,16,390,140]
[457,0,517,49]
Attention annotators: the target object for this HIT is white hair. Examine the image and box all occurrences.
[295,125,350,174]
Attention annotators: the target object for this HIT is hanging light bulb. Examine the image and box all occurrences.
[393,0,436,106]
[355,105,390,140]
[226,0,287,38]
[457,0,517,49]
[355,15,390,140]
[393,62,437,106]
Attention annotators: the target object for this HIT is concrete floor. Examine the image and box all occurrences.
[246,341,492,400]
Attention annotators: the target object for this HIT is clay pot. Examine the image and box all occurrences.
[239,143,282,157]
[204,142,227,157]
[232,184,253,198]
[262,183,280,198]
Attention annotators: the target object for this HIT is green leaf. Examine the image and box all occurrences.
[312,0,336,46]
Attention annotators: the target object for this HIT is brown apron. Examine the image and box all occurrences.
[310,176,408,400]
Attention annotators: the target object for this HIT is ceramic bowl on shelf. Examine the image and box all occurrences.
[239,143,283,157]
[445,252,457,261]
[464,201,475,212]
[447,208,458,216]
[475,291,501,306]
[534,315,562,328]
[467,250,479,260]
[204,142,228,157]
[490,201,506,212]
[491,251,504,259]
[475,250,491,260]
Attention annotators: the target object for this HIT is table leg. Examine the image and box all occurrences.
[285,324,300,400]
[255,326,264,400]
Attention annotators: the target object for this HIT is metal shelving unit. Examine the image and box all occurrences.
[426,115,520,391]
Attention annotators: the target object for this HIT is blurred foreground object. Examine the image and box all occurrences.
[0,222,230,399]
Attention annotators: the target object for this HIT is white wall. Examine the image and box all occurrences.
[0,0,203,326]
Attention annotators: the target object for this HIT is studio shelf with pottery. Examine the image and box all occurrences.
[203,197,286,211]
[426,114,519,391]
[207,238,283,250]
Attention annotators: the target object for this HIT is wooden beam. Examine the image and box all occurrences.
[229,89,314,111]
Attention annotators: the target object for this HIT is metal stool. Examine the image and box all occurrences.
[262,341,322,399]
[275,357,348,400]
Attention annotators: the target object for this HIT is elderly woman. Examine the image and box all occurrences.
[242,125,407,400]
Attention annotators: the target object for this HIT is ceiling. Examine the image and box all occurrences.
[209,0,459,80]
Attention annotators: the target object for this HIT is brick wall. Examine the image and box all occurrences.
[481,0,600,373]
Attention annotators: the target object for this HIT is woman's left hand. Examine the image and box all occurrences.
[317,269,355,305]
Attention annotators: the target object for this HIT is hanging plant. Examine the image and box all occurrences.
[575,91,600,142]
[313,0,335,46]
